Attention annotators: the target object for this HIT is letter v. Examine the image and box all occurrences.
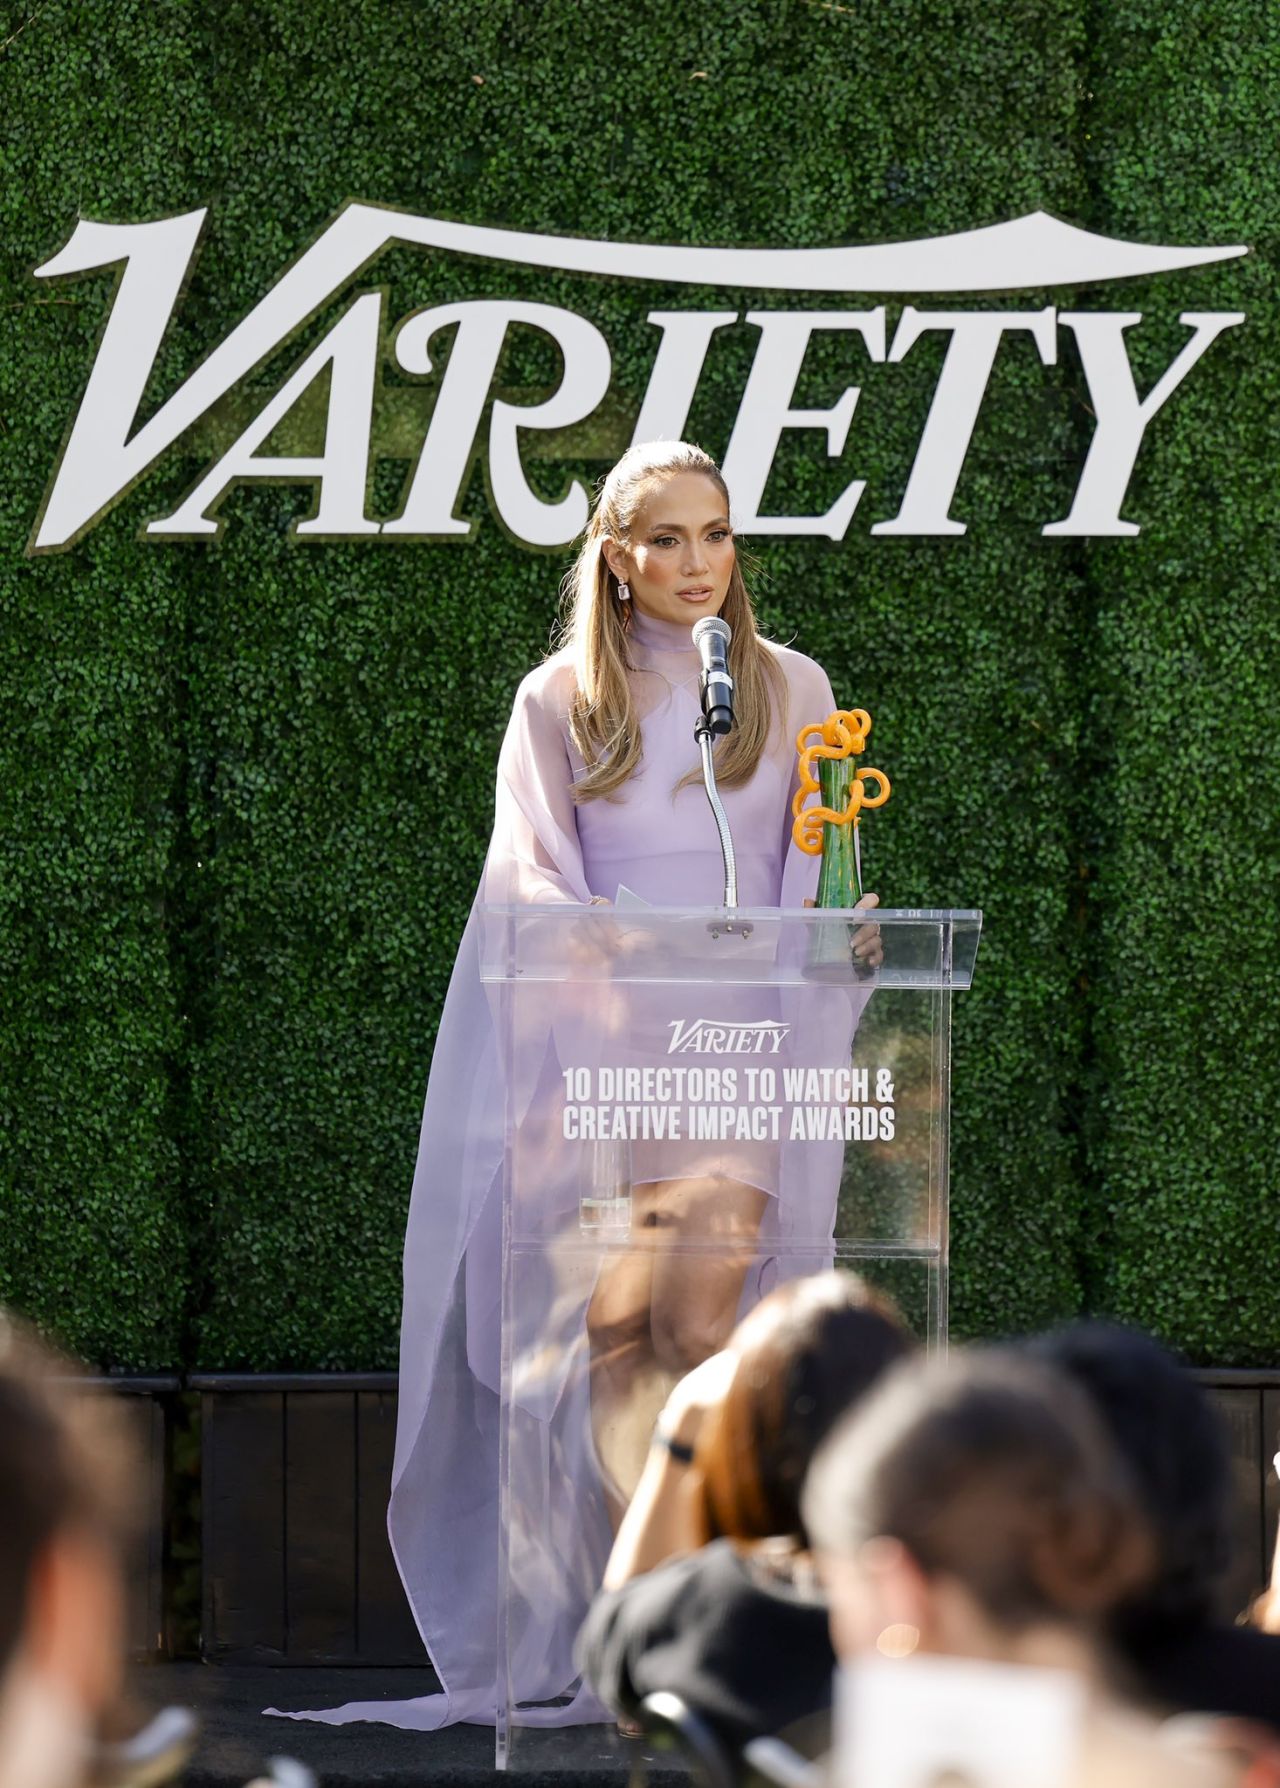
[31,203,405,551]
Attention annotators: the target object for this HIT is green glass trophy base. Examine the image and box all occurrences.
[805,757,867,980]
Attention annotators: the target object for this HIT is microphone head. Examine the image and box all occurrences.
[691,615,731,648]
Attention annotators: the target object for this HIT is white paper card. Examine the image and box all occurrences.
[833,1654,1086,1788]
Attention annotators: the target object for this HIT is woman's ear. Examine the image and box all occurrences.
[25,1530,126,1718]
[601,538,627,584]
[856,1537,935,1654]
[817,1539,923,1662]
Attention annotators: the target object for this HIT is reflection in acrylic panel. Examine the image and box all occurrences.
[838,989,941,1245]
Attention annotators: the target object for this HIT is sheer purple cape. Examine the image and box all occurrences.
[267,612,841,1730]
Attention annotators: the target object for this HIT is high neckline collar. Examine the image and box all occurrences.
[627,604,701,654]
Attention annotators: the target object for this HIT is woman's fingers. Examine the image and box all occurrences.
[661,1348,739,1433]
[851,890,884,968]
[804,889,884,969]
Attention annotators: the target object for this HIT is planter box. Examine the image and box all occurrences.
[194,1373,426,1666]
[73,1375,178,1658]
[1200,1371,1280,1621]
[194,1369,1279,1667]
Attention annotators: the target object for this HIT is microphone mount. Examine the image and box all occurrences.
[690,616,740,916]
[695,715,739,912]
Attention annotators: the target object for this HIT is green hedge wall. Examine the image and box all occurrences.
[0,0,1274,1368]
[1075,9,1280,1354]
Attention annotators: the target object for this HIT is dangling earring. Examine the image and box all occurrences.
[617,580,631,602]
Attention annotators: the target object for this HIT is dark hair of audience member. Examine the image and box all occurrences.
[693,1271,915,1547]
[803,1349,1154,1632]
[0,1310,135,1676]
[1025,1320,1234,1630]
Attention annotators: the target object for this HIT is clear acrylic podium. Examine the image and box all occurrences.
[478,903,981,1770]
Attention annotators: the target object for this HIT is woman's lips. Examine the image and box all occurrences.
[678,588,714,602]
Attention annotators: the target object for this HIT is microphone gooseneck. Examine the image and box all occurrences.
[691,615,738,910]
[691,614,734,737]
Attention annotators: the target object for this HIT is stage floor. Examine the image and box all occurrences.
[132,1663,686,1786]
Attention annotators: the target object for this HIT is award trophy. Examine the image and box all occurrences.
[792,708,891,974]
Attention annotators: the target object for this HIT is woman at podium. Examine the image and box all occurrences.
[298,439,878,1734]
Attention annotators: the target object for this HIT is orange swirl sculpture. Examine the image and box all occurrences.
[791,709,891,905]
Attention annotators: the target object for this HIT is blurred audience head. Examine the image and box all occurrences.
[803,1348,1153,1667]
[1025,1320,1234,1629]
[695,1269,915,1546]
[0,1309,134,1788]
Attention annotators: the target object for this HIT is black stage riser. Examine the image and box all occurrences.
[88,1370,1279,1663]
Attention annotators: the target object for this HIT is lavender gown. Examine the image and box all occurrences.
[269,609,837,1732]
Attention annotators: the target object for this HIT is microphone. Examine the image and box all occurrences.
[692,616,734,736]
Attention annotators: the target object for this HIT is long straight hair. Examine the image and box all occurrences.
[556,441,784,802]
[693,1270,913,1547]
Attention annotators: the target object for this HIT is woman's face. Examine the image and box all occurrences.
[606,472,736,629]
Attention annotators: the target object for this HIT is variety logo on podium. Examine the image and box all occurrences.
[667,1018,793,1055]
[28,204,1248,553]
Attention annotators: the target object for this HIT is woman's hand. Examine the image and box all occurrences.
[851,890,884,973]
[571,893,661,971]
[804,891,885,975]
[657,1348,738,1452]
[564,895,617,969]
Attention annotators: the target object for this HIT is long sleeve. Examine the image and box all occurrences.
[483,661,592,907]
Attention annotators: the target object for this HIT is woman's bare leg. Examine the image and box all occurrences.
[586,1174,766,1522]
[585,1199,666,1527]
[646,1175,767,1374]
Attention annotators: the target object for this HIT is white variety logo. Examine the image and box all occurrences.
[667,1019,792,1055]
[30,203,1247,552]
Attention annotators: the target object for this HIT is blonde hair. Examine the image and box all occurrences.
[555,441,784,802]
